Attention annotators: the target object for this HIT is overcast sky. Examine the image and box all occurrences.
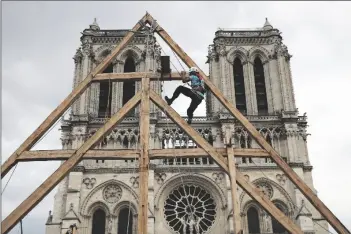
[2,1,351,234]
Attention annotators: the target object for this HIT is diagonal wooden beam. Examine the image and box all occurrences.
[1,13,149,178]
[1,92,142,234]
[150,14,350,234]
[138,77,150,234]
[149,90,303,234]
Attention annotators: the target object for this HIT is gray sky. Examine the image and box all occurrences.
[2,1,351,234]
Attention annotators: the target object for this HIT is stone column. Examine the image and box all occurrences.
[284,123,300,163]
[268,59,283,112]
[263,60,274,114]
[72,49,83,115]
[79,38,94,115]
[207,45,220,116]
[218,47,228,113]
[244,61,257,115]
[275,43,295,111]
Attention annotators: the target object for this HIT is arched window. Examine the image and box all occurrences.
[233,58,247,114]
[117,207,133,234]
[253,57,268,115]
[91,209,106,234]
[247,206,260,233]
[98,63,114,117]
[272,203,288,233]
[123,57,136,106]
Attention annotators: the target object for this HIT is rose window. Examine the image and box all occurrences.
[164,184,217,234]
[103,184,122,204]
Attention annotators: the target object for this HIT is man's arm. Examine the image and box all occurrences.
[181,71,190,83]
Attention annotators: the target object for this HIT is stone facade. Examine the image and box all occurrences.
[45,19,329,234]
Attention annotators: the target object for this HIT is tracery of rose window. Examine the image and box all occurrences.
[164,184,217,234]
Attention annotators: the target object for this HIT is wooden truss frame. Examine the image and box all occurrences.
[1,12,349,234]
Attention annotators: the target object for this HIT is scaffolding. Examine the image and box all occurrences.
[1,12,350,234]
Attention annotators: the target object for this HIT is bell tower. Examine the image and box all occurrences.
[206,18,296,117]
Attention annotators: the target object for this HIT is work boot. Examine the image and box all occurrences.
[165,96,173,105]
[187,118,192,124]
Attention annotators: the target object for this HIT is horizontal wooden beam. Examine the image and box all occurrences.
[17,148,269,162]
[17,150,140,161]
[93,72,183,82]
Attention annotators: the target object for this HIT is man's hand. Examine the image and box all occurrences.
[181,71,190,83]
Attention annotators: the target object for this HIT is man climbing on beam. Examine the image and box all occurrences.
[165,67,206,124]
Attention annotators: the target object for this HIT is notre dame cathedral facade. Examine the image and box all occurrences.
[45,18,329,234]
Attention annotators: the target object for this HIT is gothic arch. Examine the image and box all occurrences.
[94,45,116,64]
[80,179,138,216]
[226,46,249,64]
[113,201,138,216]
[248,46,270,64]
[117,45,143,64]
[272,199,291,216]
[87,201,111,217]
[242,201,263,234]
[242,200,264,215]
[154,173,227,210]
[239,177,295,213]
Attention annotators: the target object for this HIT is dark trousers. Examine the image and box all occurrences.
[167,86,203,119]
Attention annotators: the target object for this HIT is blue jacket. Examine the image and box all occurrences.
[190,74,205,98]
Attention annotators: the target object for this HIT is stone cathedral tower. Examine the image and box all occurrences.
[45,19,329,234]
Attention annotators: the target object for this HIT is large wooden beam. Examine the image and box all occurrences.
[1,92,142,234]
[17,150,140,161]
[150,15,350,234]
[149,90,303,234]
[1,13,149,178]
[138,77,150,234]
[93,72,183,82]
[16,148,269,161]
[227,147,242,234]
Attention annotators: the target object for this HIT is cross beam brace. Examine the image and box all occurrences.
[16,148,269,161]
[93,72,183,82]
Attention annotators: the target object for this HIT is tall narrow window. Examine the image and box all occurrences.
[91,209,106,234]
[123,57,136,105]
[253,57,268,115]
[98,63,114,117]
[247,207,260,233]
[117,207,133,234]
[233,58,247,114]
[272,203,288,233]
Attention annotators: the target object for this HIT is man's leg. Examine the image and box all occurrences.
[186,95,202,124]
[165,86,192,105]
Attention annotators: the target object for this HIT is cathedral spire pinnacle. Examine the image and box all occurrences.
[263,17,273,30]
[89,17,100,31]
